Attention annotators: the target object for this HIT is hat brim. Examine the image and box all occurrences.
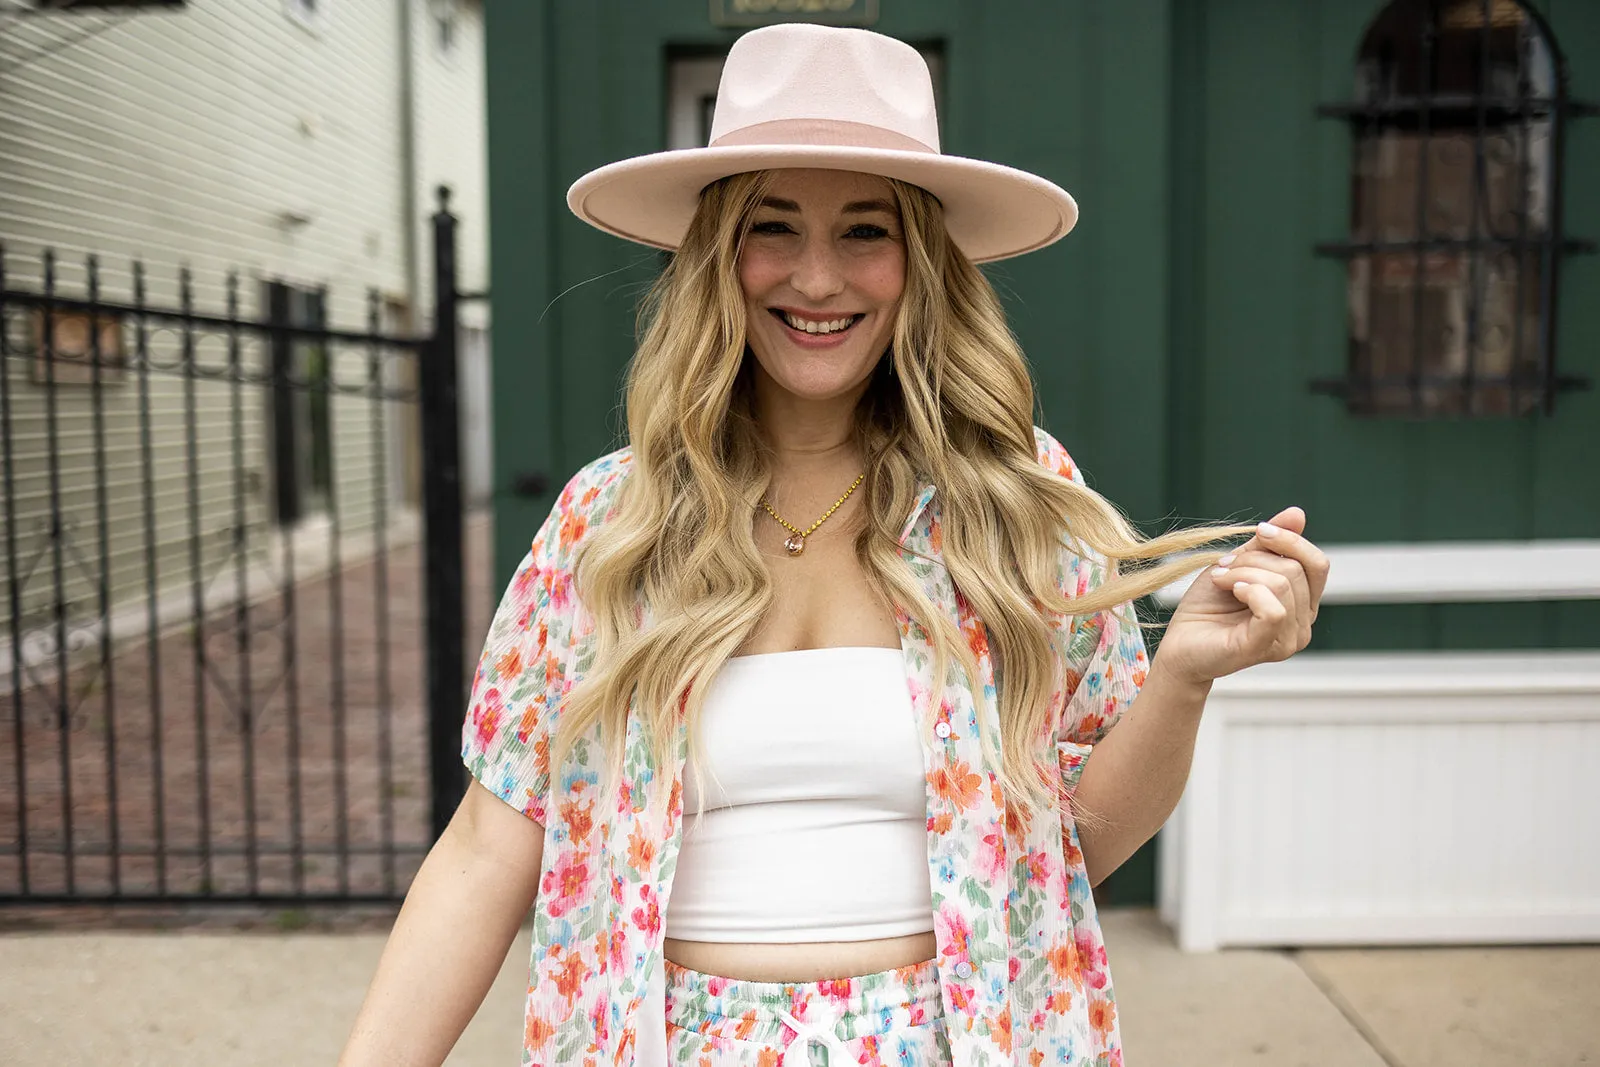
[566,145,1079,265]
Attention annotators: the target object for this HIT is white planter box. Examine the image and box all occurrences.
[1157,651,1600,951]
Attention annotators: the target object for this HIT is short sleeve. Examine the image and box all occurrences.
[1035,426,1150,795]
[1057,597,1148,750]
[461,507,564,826]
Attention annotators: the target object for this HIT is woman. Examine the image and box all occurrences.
[340,23,1328,1067]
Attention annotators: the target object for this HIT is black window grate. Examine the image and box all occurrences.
[1312,0,1594,417]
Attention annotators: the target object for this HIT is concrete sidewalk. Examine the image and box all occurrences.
[2,908,1596,1065]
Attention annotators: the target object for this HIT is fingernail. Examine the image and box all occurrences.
[1234,581,1250,593]
[1212,566,1229,576]
[1217,553,1236,566]
[1257,522,1283,538]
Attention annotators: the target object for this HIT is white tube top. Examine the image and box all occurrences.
[666,646,935,943]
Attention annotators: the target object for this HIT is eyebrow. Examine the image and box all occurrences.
[757,196,898,216]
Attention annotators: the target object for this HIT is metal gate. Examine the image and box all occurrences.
[0,188,475,905]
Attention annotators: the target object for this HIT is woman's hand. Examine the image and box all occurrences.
[1153,506,1330,689]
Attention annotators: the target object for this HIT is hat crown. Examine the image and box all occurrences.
[708,24,940,152]
[567,21,1078,264]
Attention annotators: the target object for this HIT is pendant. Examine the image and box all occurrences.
[783,533,806,556]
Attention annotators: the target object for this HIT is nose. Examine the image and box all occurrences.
[789,232,846,304]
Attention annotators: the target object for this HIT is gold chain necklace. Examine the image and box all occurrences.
[759,472,865,557]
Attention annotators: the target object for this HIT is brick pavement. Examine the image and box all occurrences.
[0,512,496,902]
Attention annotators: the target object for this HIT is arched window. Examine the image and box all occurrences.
[1314,0,1593,416]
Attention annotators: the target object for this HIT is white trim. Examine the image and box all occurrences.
[1154,538,1600,607]
[667,56,727,151]
[426,0,463,64]
[1218,911,1600,948]
[1207,649,1600,702]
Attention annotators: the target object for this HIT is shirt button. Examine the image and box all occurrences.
[934,722,952,739]
[953,961,973,979]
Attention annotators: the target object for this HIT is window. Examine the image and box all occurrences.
[265,281,332,525]
[1313,0,1594,417]
[28,307,126,386]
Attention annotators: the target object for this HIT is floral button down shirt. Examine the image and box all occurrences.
[463,426,1148,1067]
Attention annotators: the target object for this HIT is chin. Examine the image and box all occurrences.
[767,364,876,401]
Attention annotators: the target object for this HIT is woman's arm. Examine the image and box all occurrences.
[1071,508,1328,887]
[1070,664,1211,886]
[338,780,545,1067]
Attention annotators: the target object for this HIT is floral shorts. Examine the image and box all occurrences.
[664,957,952,1066]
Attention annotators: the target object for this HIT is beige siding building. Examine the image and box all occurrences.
[0,0,488,670]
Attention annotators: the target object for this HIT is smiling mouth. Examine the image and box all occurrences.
[770,309,865,336]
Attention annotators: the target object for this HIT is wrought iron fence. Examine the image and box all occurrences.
[0,188,476,905]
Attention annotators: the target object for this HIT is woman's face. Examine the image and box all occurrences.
[738,169,906,406]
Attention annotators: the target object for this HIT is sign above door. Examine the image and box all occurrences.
[709,0,878,28]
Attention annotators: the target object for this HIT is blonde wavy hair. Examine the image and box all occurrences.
[554,170,1246,815]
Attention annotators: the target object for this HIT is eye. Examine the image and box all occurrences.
[749,220,794,236]
[844,223,891,240]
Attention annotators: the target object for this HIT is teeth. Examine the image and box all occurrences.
[783,312,856,335]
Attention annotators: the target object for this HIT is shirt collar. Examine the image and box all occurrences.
[898,478,938,546]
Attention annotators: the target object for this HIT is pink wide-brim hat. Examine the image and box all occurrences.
[566,23,1079,265]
